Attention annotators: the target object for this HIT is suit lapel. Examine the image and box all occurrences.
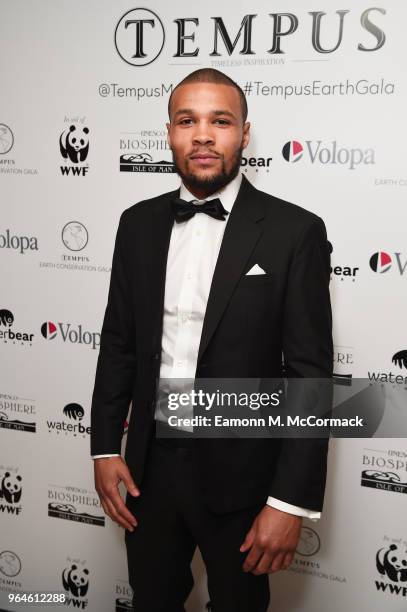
[148,189,178,351]
[146,176,266,363]
[197,175,266,364]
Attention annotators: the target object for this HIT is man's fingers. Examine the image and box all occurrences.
[120,468,140,497]
[281,552,294,570]
[100,498,111,519]
[242,545,262,573]
[107,487,138,528]
[240,527,255,552]
[251,552,272,576]
[103,493,136,531]
[269,551,286,573]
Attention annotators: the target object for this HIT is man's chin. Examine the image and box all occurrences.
[184,172,231,192]
[189,170,221,185]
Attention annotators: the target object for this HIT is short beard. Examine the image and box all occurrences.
[172,145,243,195]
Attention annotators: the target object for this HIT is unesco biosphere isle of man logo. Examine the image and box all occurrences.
[282,140,303,163]
[115,8,165,67]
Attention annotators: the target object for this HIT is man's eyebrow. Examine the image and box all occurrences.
[212,109,236,119]
[173,108,195,117]
[172,108,237,119]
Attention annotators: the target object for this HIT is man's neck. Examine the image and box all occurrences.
[181,174,238,200]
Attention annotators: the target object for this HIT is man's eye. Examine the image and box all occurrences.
[179,118,193,125]
[214,119,229,125]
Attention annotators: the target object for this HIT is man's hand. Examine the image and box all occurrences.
[240,505,302,574]
[94,456,139,531]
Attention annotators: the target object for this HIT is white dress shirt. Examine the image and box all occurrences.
[92,172,321,521]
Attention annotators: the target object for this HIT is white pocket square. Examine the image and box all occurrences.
[246,263,266,275]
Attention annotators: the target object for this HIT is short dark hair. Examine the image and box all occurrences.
[168,68,248,123]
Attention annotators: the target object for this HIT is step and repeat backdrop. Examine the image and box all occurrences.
[0,1,406,611]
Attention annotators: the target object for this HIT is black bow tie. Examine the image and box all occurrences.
[172,197,229,223]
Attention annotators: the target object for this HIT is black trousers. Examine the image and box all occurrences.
[124,436,270,612]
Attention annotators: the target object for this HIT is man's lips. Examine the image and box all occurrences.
[189,154,220,159]
[189,153,220,166]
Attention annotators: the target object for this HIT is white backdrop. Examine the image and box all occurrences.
[0,1,406,610]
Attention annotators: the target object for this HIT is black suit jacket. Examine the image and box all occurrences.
[90,175,333,514]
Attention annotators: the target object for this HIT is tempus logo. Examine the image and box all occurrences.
[61,222,88,252]
[114,8,386,66]
[0,124,14,154]
[115,8,165,67]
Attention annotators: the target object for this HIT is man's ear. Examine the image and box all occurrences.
[242,121,251,150]
[166,121,171,148]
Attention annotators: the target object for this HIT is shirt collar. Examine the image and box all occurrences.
[179,172,243,213]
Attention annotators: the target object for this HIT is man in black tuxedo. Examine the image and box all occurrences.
[91,68,333,611]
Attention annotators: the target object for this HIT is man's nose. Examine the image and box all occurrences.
[192,122,215,145]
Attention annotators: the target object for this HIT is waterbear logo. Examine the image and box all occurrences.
[241,154,273,174]
[367,349,407,387]
[282,139,375,170]
[41,321,100,350]
[47,403,90,439]
[392,350,407,370]
[63,403,85,421]
[0,309,34,346]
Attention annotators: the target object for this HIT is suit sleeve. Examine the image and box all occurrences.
[266,496,320,521]
[90,209,137,456]
[268,216,333,511]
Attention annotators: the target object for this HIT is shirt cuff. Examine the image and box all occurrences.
[266,496,321,522]
[91,454,121,459]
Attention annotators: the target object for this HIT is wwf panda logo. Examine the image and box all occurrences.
[59,125,89,163]
[0,309,14,327]
[376,544,407,583]
[62,564,89,597]
[0,471,22,504]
